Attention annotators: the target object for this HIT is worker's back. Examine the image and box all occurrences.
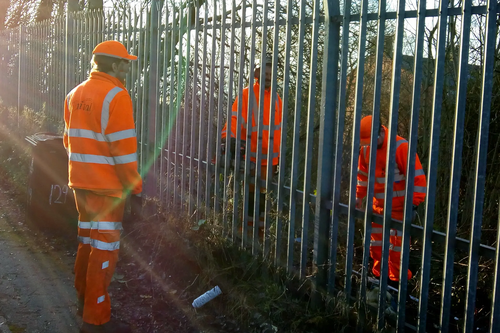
[64,71,138,195]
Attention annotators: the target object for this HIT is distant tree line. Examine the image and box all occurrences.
[0,0,106,30]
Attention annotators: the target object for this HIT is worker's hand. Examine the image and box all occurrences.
[355,197,363,209]
[220,138,227,155]
[130,194,143,220]
[239,140,247,159]
[412,204,418,221]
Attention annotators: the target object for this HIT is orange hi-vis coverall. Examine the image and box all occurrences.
[221,82,283,229]
[64,71,142,325]
[356,125,426,281]
[221,82,283,166]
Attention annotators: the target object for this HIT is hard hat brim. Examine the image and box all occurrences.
[93,52,138,61]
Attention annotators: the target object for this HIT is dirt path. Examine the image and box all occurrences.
[0,173,239,333]
[0,182,80,332]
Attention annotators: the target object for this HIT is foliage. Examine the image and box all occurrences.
[1,0,103,30]
[0,105,46,189]
[338,5,500,243]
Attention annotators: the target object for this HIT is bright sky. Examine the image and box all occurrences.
[103,0,142,10]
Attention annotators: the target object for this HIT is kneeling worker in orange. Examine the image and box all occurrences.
[355,115,426,282]
[64,41,142,333]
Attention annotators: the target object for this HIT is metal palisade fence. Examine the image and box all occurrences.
[0,0,498,332]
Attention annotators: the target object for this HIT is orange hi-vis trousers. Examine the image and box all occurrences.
[370,211,412,282]
[73,190,125,325]
[247,165,272,227]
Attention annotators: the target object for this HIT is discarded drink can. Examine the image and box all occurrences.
[192,286,222,308]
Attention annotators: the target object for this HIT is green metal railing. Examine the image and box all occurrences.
[0,1,498,331]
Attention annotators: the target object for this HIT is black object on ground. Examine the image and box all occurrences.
[25,132,78,234]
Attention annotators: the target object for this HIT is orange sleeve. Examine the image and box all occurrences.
[63,95,70,150]
[106,91,142,195]
[228,96,241,138]
[222,89,249,140]
[356,148,368,199]
[395,142,427,206]
[276,94,283,123]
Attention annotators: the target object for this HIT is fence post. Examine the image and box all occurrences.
[65,13,75,98]
[144,0,160,206]
[311,0,340,305]
[17,25,25,129]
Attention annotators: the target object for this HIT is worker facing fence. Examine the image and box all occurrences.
[220,53,283,234]
[64,40,142,333]
[0,0,496,330]
[356,115,427,282]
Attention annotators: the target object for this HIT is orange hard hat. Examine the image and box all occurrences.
[92,40,137,61]
[359,115,374,145]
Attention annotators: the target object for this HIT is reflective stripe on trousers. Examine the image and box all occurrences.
[73,189,125,325]
[369,222,412,281]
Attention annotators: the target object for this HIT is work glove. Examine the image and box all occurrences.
[221,138,246,163]
[412,204,418,221]
[130,194,143,220]
[355,197,364,209]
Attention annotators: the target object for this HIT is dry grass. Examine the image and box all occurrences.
[149,201,378,333]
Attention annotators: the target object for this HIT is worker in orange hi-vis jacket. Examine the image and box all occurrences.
[220,53,283,231]
[63,40,142,333]
[356,115,426,282]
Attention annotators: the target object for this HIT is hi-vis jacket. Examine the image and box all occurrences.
[356,126,426,218]
[221,83,282,166]
[63,72,142,197]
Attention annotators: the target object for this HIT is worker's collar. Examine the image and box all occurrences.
[89,71,126,89]
[378,126,388,150]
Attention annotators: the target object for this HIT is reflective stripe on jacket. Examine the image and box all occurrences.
[63,72,142,196]
[356,125,426,215]
[221,83,282,166]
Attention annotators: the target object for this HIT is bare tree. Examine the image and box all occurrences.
[35,0,54,22]
[68,0,80,12]
[87,0,103,10]
[0,0,10,30]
